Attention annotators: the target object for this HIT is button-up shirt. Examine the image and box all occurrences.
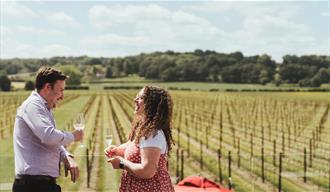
[13,91,74,178]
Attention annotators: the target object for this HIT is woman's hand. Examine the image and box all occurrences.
[108,156,123,169]
[104,145,117,158]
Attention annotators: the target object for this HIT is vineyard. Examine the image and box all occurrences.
[0,90,329,192]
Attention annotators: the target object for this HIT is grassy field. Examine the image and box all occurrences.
[0,87,329,192]
[86,76,330,91]
[10,75,330,91]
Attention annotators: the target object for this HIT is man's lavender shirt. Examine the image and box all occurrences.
[13,91,74,178]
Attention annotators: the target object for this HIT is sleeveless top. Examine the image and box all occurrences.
[119,141,174,192]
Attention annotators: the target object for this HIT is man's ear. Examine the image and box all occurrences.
[44,83,51,91]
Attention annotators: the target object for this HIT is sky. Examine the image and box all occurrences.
[0,0,329,62]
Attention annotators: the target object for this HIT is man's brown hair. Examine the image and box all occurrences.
[35,67,68,92]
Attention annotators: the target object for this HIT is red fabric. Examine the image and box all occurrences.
[175,176,231,192]
[119,141,174,192]
[174,186,228,192]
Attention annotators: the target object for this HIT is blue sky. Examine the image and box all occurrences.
[0,1,329,62]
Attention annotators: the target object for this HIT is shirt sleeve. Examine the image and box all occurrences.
[59,145,72,161]
[140,130,167,154]
[22,101,74,146]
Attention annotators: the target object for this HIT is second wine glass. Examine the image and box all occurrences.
[74,113,85,147]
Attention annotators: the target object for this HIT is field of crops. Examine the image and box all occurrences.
[0,90,329,192]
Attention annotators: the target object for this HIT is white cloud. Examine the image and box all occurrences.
[0,2,327,60]
[14,26,64,36]
[16,44,35,52]
[88,3,310,61]
[182,2,322,61]
[42,44,72,56]
[89,4,171,30]
[321,11,329,17]
[0,1,37,18]
[0,38,34,58]
[46,12,80,28]
[81,33,150,47]
[0,38,73,58]
[86,4,227,56]
[172,11,213,28]
[0,25,11,34]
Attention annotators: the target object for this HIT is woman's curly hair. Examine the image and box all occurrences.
[128,85,174,153]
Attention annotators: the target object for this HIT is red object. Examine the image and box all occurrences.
[174,176,232,192]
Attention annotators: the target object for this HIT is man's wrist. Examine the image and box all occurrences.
[67,154,74,159]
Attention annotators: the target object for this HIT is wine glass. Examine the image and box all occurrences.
[105,135,113,160]
[74,113,85,147]
[105,135,113,146]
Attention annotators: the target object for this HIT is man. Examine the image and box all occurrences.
[12,67,83,192]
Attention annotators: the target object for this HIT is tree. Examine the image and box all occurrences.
[205,55,219,68]
[257,54,276,69]
[25,80,35,90]
[282,55,299,65]
[145,65,159,79]
[221,65,242,83]
[314,68,330,83]
[58,65,82,85]
[279,64,310,83]
[193,49,204,56]
[105,67,113,78]
[298,78,311,87]
[229,51,244,61]
[298,55,328,68]
[274,72,281,86]
[259,70,270,85]
[88,58,102,65]
[6,63,21,74]
[207,65,221,82]
[310,77,322,87]
[160,67,177,81]
[0,74,11,91]
[309,67,330,87]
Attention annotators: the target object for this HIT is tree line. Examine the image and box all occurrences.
[0,50,329,91]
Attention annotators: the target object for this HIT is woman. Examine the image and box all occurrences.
[105,85,175,192]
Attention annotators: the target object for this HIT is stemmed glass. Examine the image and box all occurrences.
[74,113,85,147]
[104,135,113,160]
[105,135,113,146]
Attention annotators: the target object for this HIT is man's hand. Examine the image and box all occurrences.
[64,155,79,182]
[72,130,83,142]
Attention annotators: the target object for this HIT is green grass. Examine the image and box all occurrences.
[54,96,91,130]
[1,90,329,192]
[93,75,153,83]
[11,82,25,90]
[60,96,101,191]
[9,73,330,92]
[85,80,330,92]
[101,96,121,191]
[0,139,14,184]
[88,82,289,91]
[8,72,34,82]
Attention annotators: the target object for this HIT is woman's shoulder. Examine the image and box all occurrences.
[155,129,165,138]
[144,130,165,142]
[140,130,167,153]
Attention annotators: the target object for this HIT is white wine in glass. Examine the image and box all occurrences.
[105,135,113,160]
[74,113,85,147]
[105,135,113,147]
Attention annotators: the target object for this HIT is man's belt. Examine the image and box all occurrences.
[15,174,56,182]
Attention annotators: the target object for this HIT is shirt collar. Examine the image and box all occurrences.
[31,90,50,110]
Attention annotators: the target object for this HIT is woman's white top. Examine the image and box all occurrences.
[140,130,167,154]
